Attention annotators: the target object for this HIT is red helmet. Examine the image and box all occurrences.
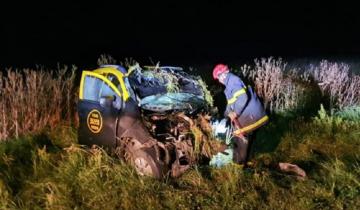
[213,64,229,80]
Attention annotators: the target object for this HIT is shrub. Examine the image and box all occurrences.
[308,60,360,110]
[237,57,311,113]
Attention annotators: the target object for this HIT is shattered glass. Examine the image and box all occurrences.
[128,66,208,113]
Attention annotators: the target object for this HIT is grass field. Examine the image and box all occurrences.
[0,57,359,209]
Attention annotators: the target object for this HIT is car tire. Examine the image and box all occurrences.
[129,147,166,179]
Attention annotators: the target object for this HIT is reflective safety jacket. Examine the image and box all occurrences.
[223,73,268,134]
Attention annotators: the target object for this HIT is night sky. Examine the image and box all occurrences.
[1,2,360,68]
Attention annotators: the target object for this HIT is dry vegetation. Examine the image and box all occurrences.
[0,66,77,141]
[237,57,360,113]
[0,57,359,209]
[309,60,360,110]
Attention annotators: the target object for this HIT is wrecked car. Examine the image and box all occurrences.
[77,64,223,178]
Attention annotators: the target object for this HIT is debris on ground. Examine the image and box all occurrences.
[278,162,307,180]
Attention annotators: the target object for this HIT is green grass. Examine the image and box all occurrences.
[1,110,359,210]
[1,57,359,209]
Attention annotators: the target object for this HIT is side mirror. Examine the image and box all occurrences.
[100,95,116,108]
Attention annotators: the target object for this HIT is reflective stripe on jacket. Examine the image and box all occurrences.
[224,73,268,134]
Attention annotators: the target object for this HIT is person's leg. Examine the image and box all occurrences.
[245,131,257,163]
[232,135,249,164]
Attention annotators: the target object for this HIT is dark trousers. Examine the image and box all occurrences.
[232,131,257,164]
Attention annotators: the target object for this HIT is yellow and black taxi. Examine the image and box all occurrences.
[78,64,210,178]
[78,65,168,178]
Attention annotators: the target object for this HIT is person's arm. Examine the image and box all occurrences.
[224,73,247,117]
[224,104,231,117]
[233,93,248,116]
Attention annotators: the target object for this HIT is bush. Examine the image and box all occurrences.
[236,57,313,113]
[234,58,360,114]
[308,60,360,110]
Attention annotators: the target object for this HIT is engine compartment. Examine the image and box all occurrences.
[140,110,223,177]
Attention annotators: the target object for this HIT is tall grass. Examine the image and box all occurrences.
[238,57,312,113]
[1,56,360,209]
[309,60,360,110]
[0,66,77,141]
[236,57,360,114]
[0,112,359,209]
[97,54,136,68]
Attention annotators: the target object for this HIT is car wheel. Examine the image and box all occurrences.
[130,147,166,179]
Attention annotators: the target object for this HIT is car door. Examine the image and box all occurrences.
[78,71,123,149]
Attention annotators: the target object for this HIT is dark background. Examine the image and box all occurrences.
[1,2,359,69]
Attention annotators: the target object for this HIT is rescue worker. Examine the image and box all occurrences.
[213,64,269,164]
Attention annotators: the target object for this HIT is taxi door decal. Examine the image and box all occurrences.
[87,109,103,133]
